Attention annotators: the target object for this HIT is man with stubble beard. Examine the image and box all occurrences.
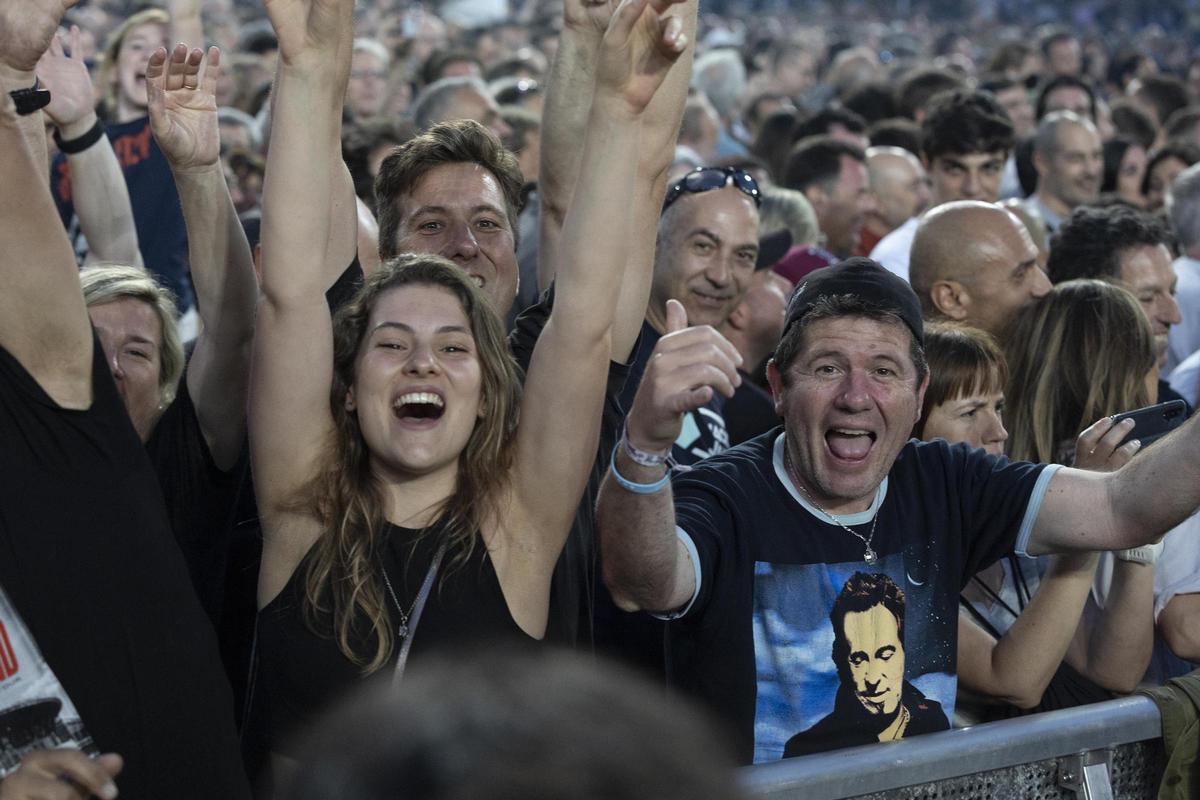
[1025,111,1103,236]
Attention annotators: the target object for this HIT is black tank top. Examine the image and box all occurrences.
[257,523,532,752]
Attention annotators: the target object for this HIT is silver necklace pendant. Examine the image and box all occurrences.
[398,622,409,640]
[863,545,878,566]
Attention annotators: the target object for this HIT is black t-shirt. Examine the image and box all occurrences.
[619,320,728,465]
[724,369,779,447]
[0,336,249,798]
[508,286,632,645]
[668,430,1056,764]
[145,369,245,626]
[52,116,193,311]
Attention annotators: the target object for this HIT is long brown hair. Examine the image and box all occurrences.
[1003,279,1154,464]
[297,255,521,672]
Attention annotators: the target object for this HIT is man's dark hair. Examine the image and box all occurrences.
[868,118,922,156]
[750,108,800,184]
[1101,137,1138,195]
[743,91,791,131]
[374,120,523,260]
[1109,99,1158,150]
[343,118,418,204]
[1135,74,1190,127]
[830,572,906,683]
[979,74,1021,97]
[920,89,1015,162]
[1047,205,1171,284]
[773,294,928,382]
[791,107,867,144]
[1108,51,1152,92]
[1142,142,1200,196]
[418,49,481,88]
[986,41,1034,76]
[782,135,866,194]
[1165,106,1200,143]
[843,82,898,124]
[284,647,743,800]
[1034,75,1097,121]
[895,67,966,120]
[1038,28,1076,60]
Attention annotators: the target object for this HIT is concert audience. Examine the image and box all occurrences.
[10,0,1200,794]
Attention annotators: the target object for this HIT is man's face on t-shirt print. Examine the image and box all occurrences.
[843,603,904,715]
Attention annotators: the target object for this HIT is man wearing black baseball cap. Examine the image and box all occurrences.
[598,256,1200,763]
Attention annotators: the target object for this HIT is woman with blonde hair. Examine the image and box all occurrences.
[1005,279,1158,465]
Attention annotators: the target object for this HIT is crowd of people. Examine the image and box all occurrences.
[5,0,1200,796]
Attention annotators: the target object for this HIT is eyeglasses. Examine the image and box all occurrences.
[662,167,762,212]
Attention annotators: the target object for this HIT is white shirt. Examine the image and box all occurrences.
[869,216,919,283]
[1168,349,1200,407]
[1166,255,1200,374]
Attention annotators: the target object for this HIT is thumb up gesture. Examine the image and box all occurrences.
[624,299,742,454]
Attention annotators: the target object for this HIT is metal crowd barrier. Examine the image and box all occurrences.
[740,696,1166,799]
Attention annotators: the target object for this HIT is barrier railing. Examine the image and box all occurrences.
[740,695,1165,799]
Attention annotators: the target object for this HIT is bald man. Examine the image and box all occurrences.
[1025,111,1102,234]
[910,201,1051,338]
[857,146,931,256]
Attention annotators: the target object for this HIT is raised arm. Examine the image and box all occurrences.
[1029,413,1200,555]
[166,0,204,53]
[596,300,742,612]
[39,25,141,267]
[507,0,688,605]
[538,0,696,362]
[957,553,1099,709]
[252,0,354,604]
[0,0,92,410]
[148,44,257,470]
[1016,418,1156,692]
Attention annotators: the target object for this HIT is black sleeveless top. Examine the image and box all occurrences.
[257,523,532,752]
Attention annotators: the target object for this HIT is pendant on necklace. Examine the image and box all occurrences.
[398,623,409,639]
[864,546,879,566]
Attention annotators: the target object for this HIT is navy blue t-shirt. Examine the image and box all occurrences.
[51,115,193,311]
[667,430,1058,763]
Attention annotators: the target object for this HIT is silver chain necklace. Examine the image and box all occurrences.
[380,563,419,640]
[784,448,881,565]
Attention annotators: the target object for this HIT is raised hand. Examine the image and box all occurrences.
[625,299,742,453]
[147,43,220,173]
[594,0,689,115]
[563,0,620,37]
[0,0,75,75]
[1074,416,1141,472]
[37,26,96,137]
[263,0,352,70]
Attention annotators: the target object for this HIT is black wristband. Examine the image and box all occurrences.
[54,119,106,154]
[8,76,51,116]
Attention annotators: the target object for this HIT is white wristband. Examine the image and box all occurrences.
[1115,541,1164,564]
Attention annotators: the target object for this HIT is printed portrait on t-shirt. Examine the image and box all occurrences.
[751,557,954,762]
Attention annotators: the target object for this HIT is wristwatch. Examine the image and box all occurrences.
[9,76,51,116]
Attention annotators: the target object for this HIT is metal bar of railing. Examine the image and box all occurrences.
[740,695,1162,799]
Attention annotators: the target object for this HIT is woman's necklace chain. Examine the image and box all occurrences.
[380,563,418,640]
[784,447,881,565]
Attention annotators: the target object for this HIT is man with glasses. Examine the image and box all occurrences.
[619,166,763,465]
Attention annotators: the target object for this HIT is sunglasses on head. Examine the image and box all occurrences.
[662,166,762,212]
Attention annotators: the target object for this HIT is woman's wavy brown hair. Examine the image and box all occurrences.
[297,255,521,673]
[1003,279,1155,465]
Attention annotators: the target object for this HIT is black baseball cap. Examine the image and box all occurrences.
[756,229,793,271]
[783,257,924,345]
